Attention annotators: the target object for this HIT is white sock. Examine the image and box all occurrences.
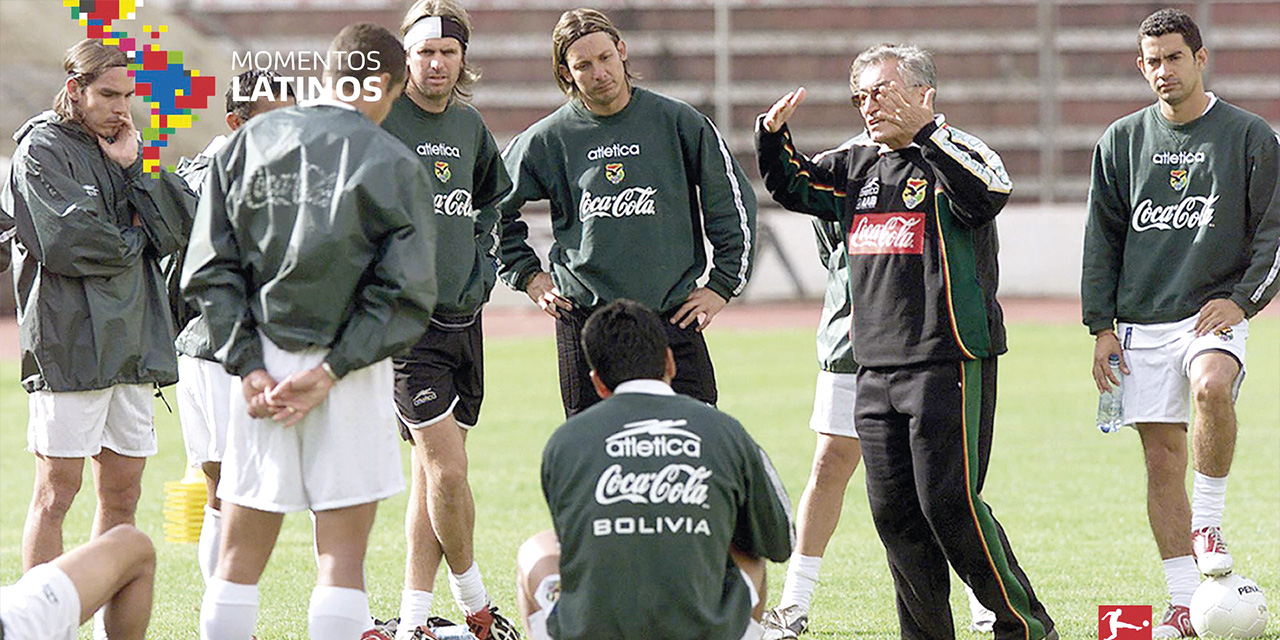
[447,561,489,615]
[1191,471,1229,530]
[199,505,223,583]
[777,554,823,611]
[200,577,259,640]
[308,585,370,640]
[93,608,108,640]
[1163,556,1199,608]
[395,589,435,640]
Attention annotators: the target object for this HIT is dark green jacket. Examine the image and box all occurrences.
[381,96,511,319]
[498,87,757,313]
[812,218,858,374]
[1082,97,1280,331]
[167,135,226,361]
[541,381,793,640]
[181,103,438,378]
[4,111,195,392]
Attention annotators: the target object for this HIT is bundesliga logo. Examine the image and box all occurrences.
[1151,150,1206,165]
[587,143,641,161]
[1098,605,1151,640]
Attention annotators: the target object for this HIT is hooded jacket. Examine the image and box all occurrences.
[181,103,438,379]
[2,111,195,392]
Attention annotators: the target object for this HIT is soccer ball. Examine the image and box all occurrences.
[1190,574,1270,638]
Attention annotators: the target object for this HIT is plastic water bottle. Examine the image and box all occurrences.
[1096,354,1124,434]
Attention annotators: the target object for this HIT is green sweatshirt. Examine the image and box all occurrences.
[382,95,511,319]
[1082,96,1280,332]
[498,87,757,313]
[541,381,793,640]
[182,103,438,378]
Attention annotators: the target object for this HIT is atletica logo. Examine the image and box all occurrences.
[594,463,712,506]
[587,142,641,161]
[433,188,473,217]
[1151,150,1206,165]
[1131,195,1217,231]
[416,142,462,158]
[579,187,658,220]
[605,419,701,459]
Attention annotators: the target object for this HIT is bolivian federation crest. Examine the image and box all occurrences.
[1170,169,1188,190]
[434,161,451,183]
[605,162,625,185]
[902,177,928,209]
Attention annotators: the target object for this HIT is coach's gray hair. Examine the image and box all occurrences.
[849,44,937,91]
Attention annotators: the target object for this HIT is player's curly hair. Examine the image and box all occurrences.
[582,299,670,391]
[551,8,639,100]
[1139,8,1203,53]
[849,44,937,93]
[53,39,128,122]
[401,0,481,101]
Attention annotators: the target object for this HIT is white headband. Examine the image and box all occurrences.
[404,16,468,51]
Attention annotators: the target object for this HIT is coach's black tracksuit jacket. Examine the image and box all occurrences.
[757,115,1054,640]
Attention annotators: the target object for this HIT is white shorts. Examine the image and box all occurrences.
[809,370,859,439]
[27,384,156,457]
[217,336,405,513]
[177,355,235,467]
[524,569,762,640]
[1117,315,1247,427]
[0,563,81,640]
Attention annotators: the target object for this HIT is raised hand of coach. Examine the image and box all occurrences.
[874,80,935,140]
[762,87,806,133]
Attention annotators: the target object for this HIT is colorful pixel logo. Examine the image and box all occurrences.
[66,0,217,174]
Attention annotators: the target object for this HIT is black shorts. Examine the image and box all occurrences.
[392,315,484,441]
[555,304,717,417]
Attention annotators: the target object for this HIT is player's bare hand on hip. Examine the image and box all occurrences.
[671,287,728,331]
[242,369,279,420]
[97,113,139,169]
[878,81,935,138]
[1091,329,1128,393]
[525,271,573,319]
[1194,298,1244,337]
[762,87,806,133]
[265,365,336,428]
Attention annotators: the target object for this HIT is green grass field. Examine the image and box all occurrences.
[1,319,1277,639]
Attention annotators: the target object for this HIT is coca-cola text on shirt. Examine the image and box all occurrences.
[1130,194,1217,232]
[847,212,926,255]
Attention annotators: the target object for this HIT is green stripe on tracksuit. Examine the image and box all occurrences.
[960,359,1048,640]
[856,358,1053,640]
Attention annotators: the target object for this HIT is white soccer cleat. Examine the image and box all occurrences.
[761,604,808,639]
[1152,603,1196,639]
[1192,526,1234,577]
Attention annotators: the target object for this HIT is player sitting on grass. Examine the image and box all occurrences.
[1,525,155,640]
[516,299,794,640]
